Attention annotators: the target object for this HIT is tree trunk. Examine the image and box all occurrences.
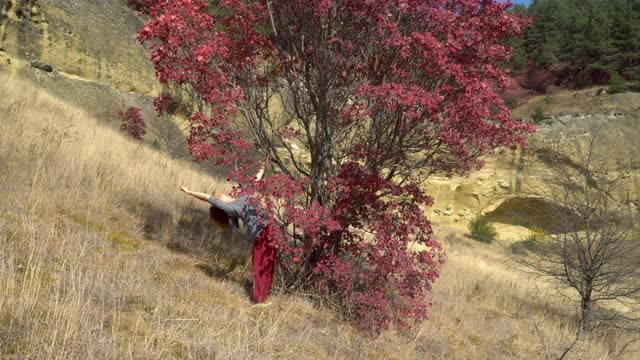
[580,284,593,327]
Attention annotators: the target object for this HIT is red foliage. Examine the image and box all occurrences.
[500,75,537,108]
[118,106,146,141]
[153,91,174,117]
[139,0,533,332]
[516,62,558,93]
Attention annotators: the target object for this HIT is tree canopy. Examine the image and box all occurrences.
[138,0,532,332]
[514,0,640,85]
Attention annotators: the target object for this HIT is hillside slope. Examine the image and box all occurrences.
[0,74,424,359]
[1,75,632,359]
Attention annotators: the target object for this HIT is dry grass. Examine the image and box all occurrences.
[0,74,634,359]
[422,228,628,359]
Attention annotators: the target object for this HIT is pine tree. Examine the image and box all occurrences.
[516,0,640,86]
[608,72,626,94]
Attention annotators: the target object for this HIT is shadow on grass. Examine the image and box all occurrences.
[135,201,214,248]
[129,200,254,291]
[194,261,254,299]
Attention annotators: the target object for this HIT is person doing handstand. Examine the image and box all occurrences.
[179,160,275,303]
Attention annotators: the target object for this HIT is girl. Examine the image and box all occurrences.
[179,160,275,303]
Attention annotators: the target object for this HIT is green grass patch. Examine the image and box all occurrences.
[107,232,142,252]
[69,213,106,232]
[0,211,18,223]
[468,215,498,243]
[530,106,550,125]
[69,212,142,252]
[0,312,25,356]
[104,311,151,338]
[511,227,551,255]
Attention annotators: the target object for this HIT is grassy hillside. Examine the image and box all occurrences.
[0,74,631,359]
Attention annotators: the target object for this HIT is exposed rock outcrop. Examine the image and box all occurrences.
[0,0,159,95]
[0,0,171,129]
[426,107,640,240]
[30,59,51,72]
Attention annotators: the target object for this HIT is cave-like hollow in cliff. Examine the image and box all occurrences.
[483,197,582,234]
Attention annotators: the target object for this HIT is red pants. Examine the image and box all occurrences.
[252,225,276,303]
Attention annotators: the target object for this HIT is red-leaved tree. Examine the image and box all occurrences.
[139,0,533,332]
[118,106,146,141]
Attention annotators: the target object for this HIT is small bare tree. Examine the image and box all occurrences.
[147,114,190,159]
[515,127,640,349]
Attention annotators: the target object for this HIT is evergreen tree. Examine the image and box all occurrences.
[609,0,640,80]
[609,72,626,94]
[514,0,640,86]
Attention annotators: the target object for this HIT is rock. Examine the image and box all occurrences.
[30,61,53,72]
[497,179,510,190]
[457,208,471,218]
[443,206,454,216]
[597,88,608,96]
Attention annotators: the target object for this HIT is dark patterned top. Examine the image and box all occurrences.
[208,195,267,241]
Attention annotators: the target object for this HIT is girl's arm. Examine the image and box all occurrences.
[255,165,265,182]
[180,182,241,217]
[179,182,211,202]
[254,155,270,181]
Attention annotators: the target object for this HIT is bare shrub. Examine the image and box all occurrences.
[514,127,640,356]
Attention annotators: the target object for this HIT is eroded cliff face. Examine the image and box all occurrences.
[0,0,159,95]
[427,106,640,240]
